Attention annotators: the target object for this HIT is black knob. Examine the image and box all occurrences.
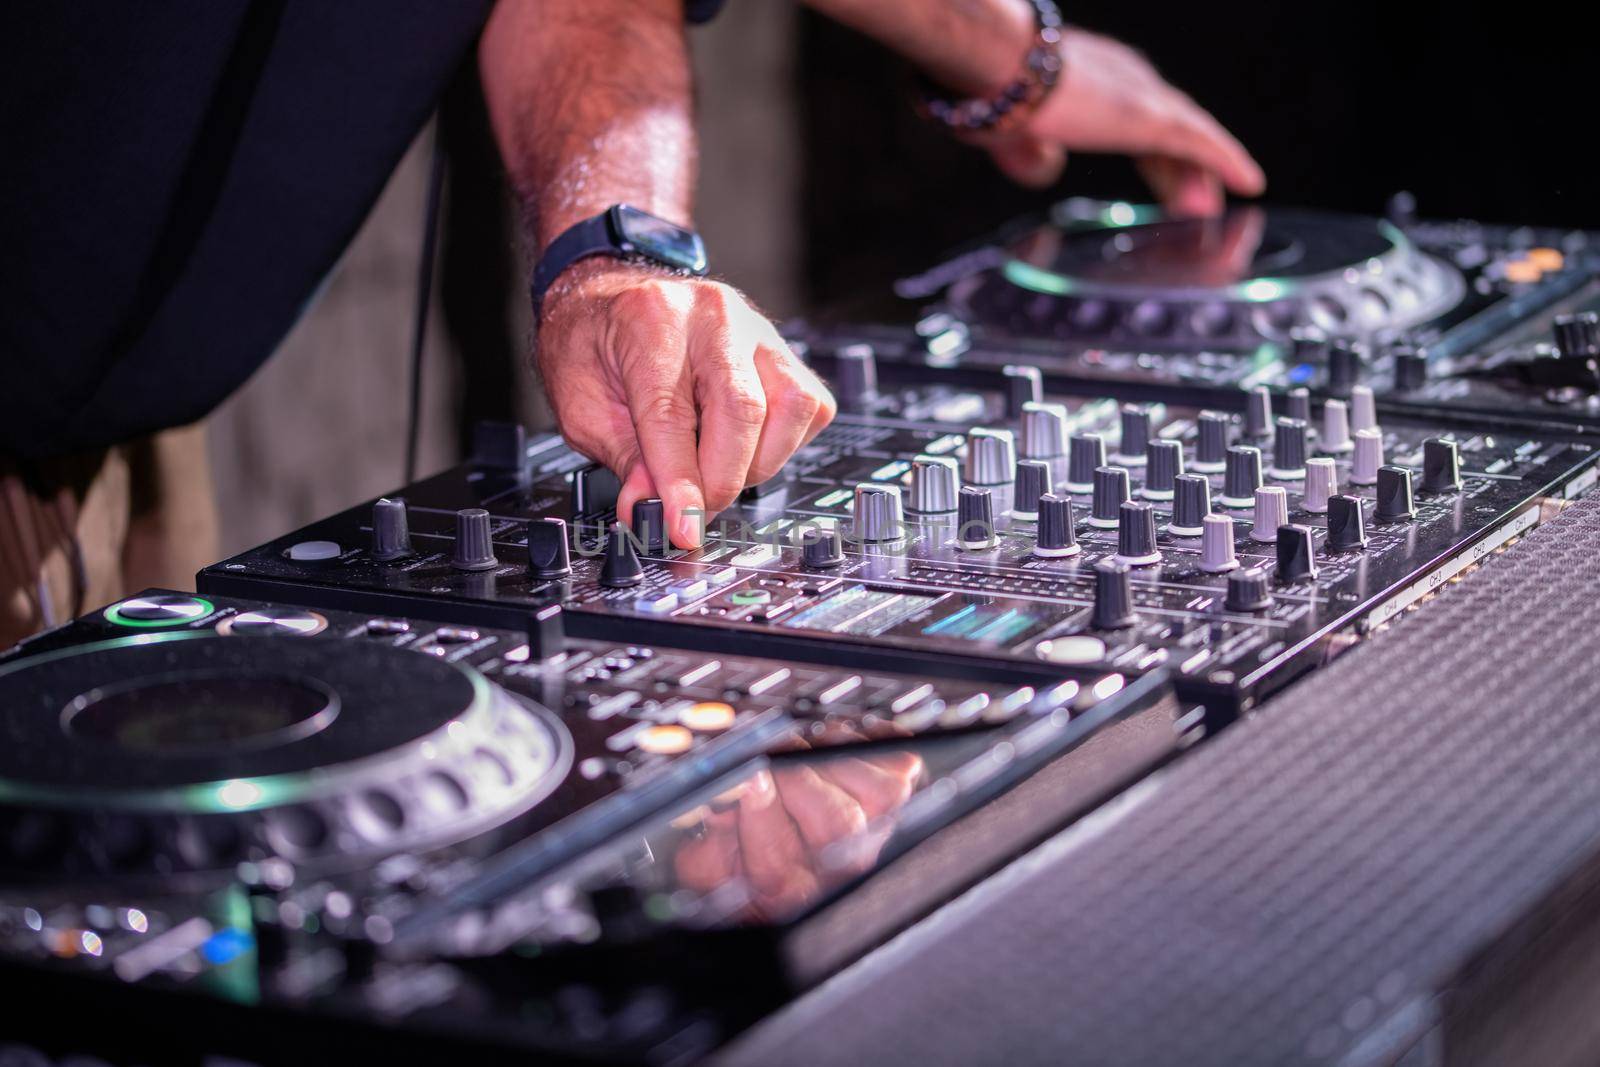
[631,498,667,555]
[527,601,566,661]
[1035,494,1078,557]
[835,343,879,412]
[1013,459,1051,519]
[1116,501,1161,565]
[801,524,845,568]
[1375,466,1415,520]
[1272,417,1308,477]
[1091,466,1131,526]
[1392,344,1428,392]
[1325,494,1368,551]
[1285,387,1311,425]
[958,486,998,550]
[1170,474,1211,535]
[1067,433,1107,489]
[1327,339,1362,397]
[1091,559,1136,629]
[1224,568,1272,612]
[1553,312,1600,359]
[1002,364,1043,417]
[526,518,572,578]
[1421,438,1461,493]
[451,508,499,571]
[371,497,412,562]
[572,463,621,517]
[1117,404,1152,462]
[1195,411,1230,470]
[1144,440,1182,498]
[1222,446,1264,506]
[471,420,529,472]
[599,523,645,588]
[1291,326,1330,365]
[1275,524,1318,582]
[1243,386,1273,440]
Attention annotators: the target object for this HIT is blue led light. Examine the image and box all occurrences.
[1288,363,1315,385]
[200,927,255,965]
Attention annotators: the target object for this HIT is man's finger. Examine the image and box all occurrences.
[614,461,658,530]
[748,341,830,485]
[1158,97,1265,197]
[689,288,766,516]
[987,133,1068,188]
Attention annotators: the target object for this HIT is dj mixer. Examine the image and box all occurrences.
[5,200,1600,1066]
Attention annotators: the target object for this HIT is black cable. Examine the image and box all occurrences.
[405,122,448,485]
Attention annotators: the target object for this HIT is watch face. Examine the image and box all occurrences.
[613,205,708,274]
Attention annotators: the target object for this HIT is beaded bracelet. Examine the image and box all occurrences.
[917,0,1065,133]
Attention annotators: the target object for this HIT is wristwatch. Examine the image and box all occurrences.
[529,204,710,318]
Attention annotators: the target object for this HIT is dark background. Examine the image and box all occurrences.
[797,2,1600,306]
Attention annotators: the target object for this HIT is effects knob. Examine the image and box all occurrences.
[1250,486,1290,542]
[527,601,566,661]
[1325,494,1368,551]
[958,486,999,550]
[1115,404,1152,465]
[1320,399,1353,454]
[1374,465,1415,521]
[908,455,959,514]
[1553,312,1600,359]
[526,517,572,579]
[1002,364,1044,417]
[1035,494,1079,557]
[1168,474,1211,536]
[1012,459,1052,520]
[1221,446,1264,508]
[631,497,667,555]
[1020,402,1068,460]
[1392,344,1428,392]
[1066,433,1106,492]
[835,343,878,412]
[853,483,905,543]
[1243,386,1274,440]
[1271,417,1308,479]
[1421,438,1461,493]
[1349,385,1379,434]
[370,497,412,562]
[1285,387,1312,425]
[451,508,499,571]
[1350,429,1384,486]
[1089,466,1131,528]
[1275,524,1318,583]
[1199,513,1239,572]
[1090,559,1136,629]
[965,428,1017,486]
[599,523,644,588]
[801,523,845,568]
[1143,440,1183,500]
[1194,412,1230,472]
[1115,501,1161,566]
[1327,339,1362,397]
[1224,568,1272,613]
[1291,326,1330,366]
[1302,457,1337,514]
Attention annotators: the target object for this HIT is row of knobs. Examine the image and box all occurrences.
[369,501,578,579]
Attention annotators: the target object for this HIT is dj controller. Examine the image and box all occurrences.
[5,201,1600,1066]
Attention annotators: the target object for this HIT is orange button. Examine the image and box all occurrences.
[636,724,694,755]
[1528,247,1565,271]
[1504,258,1543,285]
[680,701,737,732]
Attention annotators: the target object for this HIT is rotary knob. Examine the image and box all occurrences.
[370,497,412,562]
[1199,513,1239,572]
[1350,429,1384,486]
[1221,446,1264,508]
[1271,417,1308,479]
[1250,486,1290,542]
[965,428,1017,487]
[958,486,999,550]
[1275,524,1318,582]
[1012,459,1052,520]
[1115,404,1152,465]
[1243,386,1273,440]
[1327,339,1362,397]
[853,483,905,543]
[1003,364,1043,417]
[451,508,499,571]
[1224,568,1272,612]
[527,601,566,661]
[1392,344,1428,392]
[1320,399,1353,454]
[835,343,878,412]
[1115,501,1161,566]
[1375,465,1415,521]
[1194,412,1230,472]
[908,455,960,514]
[1349,385,1378,434]
[1302,457,1337,514]
[1089,466,1131,529]
[801,523,845,568]
[1325,494,1368,551]
[1090,559,1136,630]
[1066,433,1107,492]
[1143,440,1183,500]
[631,497,667,555]
[526,517,572,579]
[1553,312,1600,359]
[599,522,644,588]
[1020,402,1068,460]
[1422,438,1461,493]
[1035,494,1079,557]
[1169,474,1211,536]
[1285,387,1312,425]
[1291,326,1330,366]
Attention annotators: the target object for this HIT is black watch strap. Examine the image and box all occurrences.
[528,213,618,319]
[529,205,709,320]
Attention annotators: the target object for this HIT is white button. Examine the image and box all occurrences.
[287,540,341,561]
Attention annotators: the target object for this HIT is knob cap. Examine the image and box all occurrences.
[853,483,905,543]
[1350,385,1378,434]
[1291,326,1330,366]
[1276,524,1318,582]
[1194,412,1230,471]
[526,517,572,578]
[1302,457,1338,514]
[631,498,667,555]
[451,508,499,571]
[1143,440,1183,499]
[1066,433,1106,491]
[1224,568,1272,612]
[958,486,999,549]
[1035,494,1079,557]
[1091,559,1137,629]
[1271,417,1309,479]
[1002,364,1043,417]
[1221,445,1264,507]
[908,455,960,513]
[527,601,566,661]
[835,343,878,412]
[1089,466,1131,528]
[1553,312,1600,359]
[965,428,1016,486]
[1250,486,1290,542]
[1286,387,1312,425]
[1115,404,1152,465]
[1020,402,1068,460]
[1169,474,1211,536]
[1375,465,1415,521]
[599,522,644,588]
[1327,339,1362,397]
[1325,494,1368,551]
[371,497,412,562]
[1350,429,1384,485]
[1422,438,1461,493]
[1243,386,1273,440]
[801,523,845,568]
[1392,344,1428,392]
[1012,459,1052,519]
[1199,513,1239,572]
[1115,501,1161,565]
[1320,399,1353,454]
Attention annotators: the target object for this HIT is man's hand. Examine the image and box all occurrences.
[538,261,834,548]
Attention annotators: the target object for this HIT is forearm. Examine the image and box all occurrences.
[803,0,1034,96]
[479,0,696,252]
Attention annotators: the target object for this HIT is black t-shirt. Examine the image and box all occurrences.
[0,1,721,460]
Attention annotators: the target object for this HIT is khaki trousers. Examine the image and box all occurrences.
[0,423,219,649]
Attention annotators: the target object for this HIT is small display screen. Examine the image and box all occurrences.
[613,205,708,273]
